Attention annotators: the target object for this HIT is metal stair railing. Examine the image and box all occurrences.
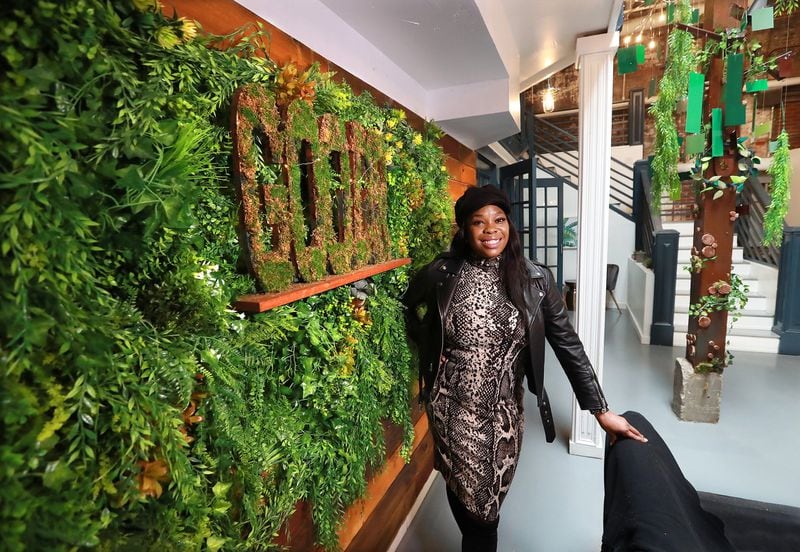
[532,115,635,219]
[632,160,678,346]
[738,175,781,267]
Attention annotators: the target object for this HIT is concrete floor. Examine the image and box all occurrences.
[396,310,800,551]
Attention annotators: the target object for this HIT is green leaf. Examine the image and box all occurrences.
[713,190,724,200]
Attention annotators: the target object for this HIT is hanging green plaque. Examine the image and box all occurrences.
[754,121,771,137]
[685,133,706,155]
[745,79,768,93]
[617,46,639,75]
[712,108,723,157]
[667,2,675,23]
[724,54,746,126]
[648,77,657,97]
[685,72,705,134]
[751,7,774,31]
[691,8,700,24]
[636,44,646,65]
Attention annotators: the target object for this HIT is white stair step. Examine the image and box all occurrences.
[677,261,754,277]
[678,247,743,263]
[672,327,780,354]
[674,273,760,293]
[672,311,775,331]
[662,221,694,233]
[674,301,775,318]
[674,291,772,313]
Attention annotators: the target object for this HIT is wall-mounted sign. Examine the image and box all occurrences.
[231,84,393,294]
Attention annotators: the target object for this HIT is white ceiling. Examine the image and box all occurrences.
[237,0,620,149]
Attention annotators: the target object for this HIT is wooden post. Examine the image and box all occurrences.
[684,1,747,371]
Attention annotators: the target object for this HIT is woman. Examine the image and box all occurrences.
[403,186,645,551]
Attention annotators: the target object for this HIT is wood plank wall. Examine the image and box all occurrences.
[159,1,472,549]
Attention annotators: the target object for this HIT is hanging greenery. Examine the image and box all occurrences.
[649,0,697,208]
[0,1,452,550]
[765,130,792,246]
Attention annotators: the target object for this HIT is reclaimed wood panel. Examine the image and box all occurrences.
[234,258,411,313]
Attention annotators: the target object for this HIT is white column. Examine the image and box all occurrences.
[569,31,619,458]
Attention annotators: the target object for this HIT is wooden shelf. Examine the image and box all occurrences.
[234,257,412,313]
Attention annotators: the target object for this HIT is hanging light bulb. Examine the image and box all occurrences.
[542,86,556,113]
[623,35,631,45]
[635,33,643,43]
[659,12,666,22]
[648,38,656,50]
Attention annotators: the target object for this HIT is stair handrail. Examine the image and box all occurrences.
[532,115,634,214]
[633,159,677,346]
[738,175,781,267]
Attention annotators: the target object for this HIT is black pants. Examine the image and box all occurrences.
[446,487,499,552]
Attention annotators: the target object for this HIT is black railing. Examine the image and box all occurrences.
[532,115,634,218]
[633,160,678,346]
[774,226,800,355]
[738,176,781,267]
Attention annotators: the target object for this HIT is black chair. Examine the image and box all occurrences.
[606,264,621,312]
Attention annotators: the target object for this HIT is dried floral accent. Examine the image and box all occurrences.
[275,63,316,107]
[138,459,170,499]
[155,27,180,49]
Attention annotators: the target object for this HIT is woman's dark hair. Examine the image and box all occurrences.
[450,214,530,323]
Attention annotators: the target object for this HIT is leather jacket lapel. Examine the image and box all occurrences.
[435,257,463,322]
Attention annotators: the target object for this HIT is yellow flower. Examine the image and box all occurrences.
[132,0,159,12]
[412,133,423,145]
[387,118,397,129]
[395,141,403,150]
[179,18,198,42]
[384,132,393,141]
[441,165,448,173]
[385,152,394,165]
[155,27,180,49]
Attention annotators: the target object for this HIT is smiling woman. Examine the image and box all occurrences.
[402,185,646,552]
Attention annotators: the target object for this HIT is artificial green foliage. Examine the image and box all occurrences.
[649,0,696,208]
[774,0,799,16]
[688,273,750,323]
[0,1,450,550]
[765,130,792,246]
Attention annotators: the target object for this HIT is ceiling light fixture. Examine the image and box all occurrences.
[648,39,656,50]
[623,35,631,45]
[635,33,642,43]
[542,79,556,113]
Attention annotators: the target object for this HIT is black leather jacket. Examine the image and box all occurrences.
[402,253,607,442]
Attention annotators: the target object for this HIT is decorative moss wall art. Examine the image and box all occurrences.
[0,1,453,550]
[231,84,394,292]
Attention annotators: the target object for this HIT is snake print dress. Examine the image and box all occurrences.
[426,256,527,522]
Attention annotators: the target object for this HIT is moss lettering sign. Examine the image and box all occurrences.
[231,83,391,292]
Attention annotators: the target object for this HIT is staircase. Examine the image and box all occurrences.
[532,115,634,220]
[664,220,781,354]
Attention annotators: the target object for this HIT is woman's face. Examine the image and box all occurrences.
[465,204,509,259]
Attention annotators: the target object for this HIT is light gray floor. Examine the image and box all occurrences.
[397,310,800,552]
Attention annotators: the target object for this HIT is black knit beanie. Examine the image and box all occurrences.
[454,186,512,227]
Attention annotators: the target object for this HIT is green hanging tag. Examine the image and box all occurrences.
[636,44,646,65]
[769,140,779,153]
[754,121,771,137]
[617,46,639,75]
[691,8,700,24]
[685,72,705,134]
[648,77,657,97]
[667,2,675,23]
[751,7,774,31]
[724,54,746,126]
[685,133,706,155]
[712,108,723,157]
[745,79,768,93]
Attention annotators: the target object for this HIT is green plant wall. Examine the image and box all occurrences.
[0,1,453,550]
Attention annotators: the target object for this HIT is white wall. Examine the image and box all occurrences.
[626,258,654,344]
[560,183,635,307]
